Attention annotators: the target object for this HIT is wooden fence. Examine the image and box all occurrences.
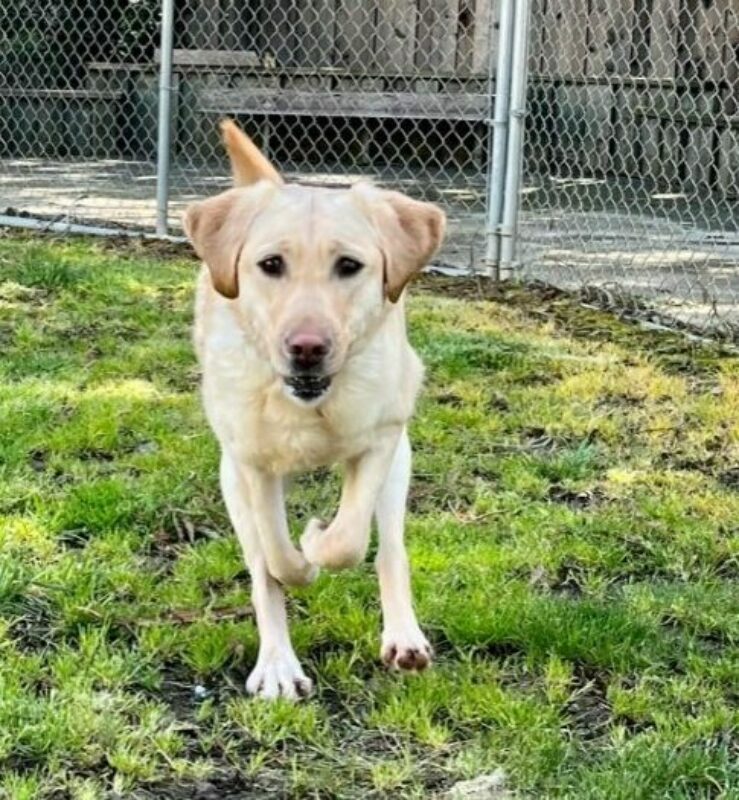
[1,0,736,198]
[526,0,738,197]
[177,0,496,76]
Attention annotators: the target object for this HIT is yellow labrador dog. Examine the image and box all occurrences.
[184,120,445,699]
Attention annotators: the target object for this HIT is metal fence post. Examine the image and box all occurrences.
[483,0,515,279]
[155,0,175,236]
[498,0,531,276]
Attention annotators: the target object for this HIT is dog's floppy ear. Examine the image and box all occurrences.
[220,118,283,187]
[379,192,446,303]
[183,184,275,299]
[354,185,446,303]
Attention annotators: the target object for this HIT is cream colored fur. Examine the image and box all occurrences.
[184,120,445,699]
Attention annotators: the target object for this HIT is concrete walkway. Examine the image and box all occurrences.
[2,157,737,334]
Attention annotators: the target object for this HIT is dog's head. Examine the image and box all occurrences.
[184,120,445,405]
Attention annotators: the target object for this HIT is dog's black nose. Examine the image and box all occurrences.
[285,331,331,371]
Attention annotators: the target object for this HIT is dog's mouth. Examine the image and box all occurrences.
[284,374,332,402]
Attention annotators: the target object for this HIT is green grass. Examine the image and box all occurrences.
[1,233,739,798]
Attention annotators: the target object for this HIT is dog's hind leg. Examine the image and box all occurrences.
[220,453,312,699]
[300,427,402,570]
[374,429,432,671]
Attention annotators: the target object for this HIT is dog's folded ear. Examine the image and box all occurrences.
[184,121,280,298]
[381,193,446,303]
[353,186,446,303]
[183,184,276,299]
[220,118,283,187]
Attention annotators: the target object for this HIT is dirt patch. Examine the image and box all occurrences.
[416,275,739,375]
[564,672,611,742]
[548,485,604,510]
[134,773,276,800]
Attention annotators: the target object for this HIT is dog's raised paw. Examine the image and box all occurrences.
[381,628,433,672]
[300,517,365,570]
[246,651,313,701]
[270,551,319,588]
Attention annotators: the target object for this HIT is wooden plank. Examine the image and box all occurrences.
[524,83,556,166]
[647,0,679,79]
[415,0,459,74]
[455,0,475,75]
[186,0,222,50]
[722,3,739,116]
[695,0,732,84]
[0,88,122,100]
[232,73,281,90]
[631,0,652,75]
[334,0,375,72]
[678,89,719,120]
[374,0,416,72]
[639,118,665,183]
[471,0,496,76]
[129,72,165,159]
[282,74,332,90]
[611,86,642,175]
[221,0,244,50]
[683,124,714,192]
[659,122,680,185]
[260,0,298,66]
[626,86,677,184]
[540,0,590,78]
[676,0,731,83]
[336,77,384,91]
[196,88,489,120]
[586,0,633,77]
[158,49,260,67]
[528,0,545,74]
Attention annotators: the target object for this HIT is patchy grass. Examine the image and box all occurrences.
[1,232,739,799]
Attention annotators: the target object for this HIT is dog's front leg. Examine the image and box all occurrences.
[220,453,312,699]
[375,429,432,671]
[300,427,402,570]
[239,464,318,588]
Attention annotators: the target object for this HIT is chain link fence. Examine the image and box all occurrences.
[1,0,497,273]
[1,1,737,336]
[0,1,162,229]
[164,0,498,270]
[520,0,739,336]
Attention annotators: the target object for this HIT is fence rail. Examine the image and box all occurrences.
[1,0,737,337]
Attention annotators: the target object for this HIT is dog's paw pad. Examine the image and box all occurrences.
[381,631,433,672]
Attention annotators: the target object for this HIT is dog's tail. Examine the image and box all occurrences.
[220,118,283,187]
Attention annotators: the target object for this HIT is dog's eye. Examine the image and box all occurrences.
[257,255,286,278]
[335,257,364,278]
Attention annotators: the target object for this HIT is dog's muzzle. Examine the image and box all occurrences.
[282,327,334,401]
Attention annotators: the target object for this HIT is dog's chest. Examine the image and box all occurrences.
[204,367,377,472]
[256,405,372,472]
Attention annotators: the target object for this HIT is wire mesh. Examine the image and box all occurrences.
[165,0,497,271]
[0,1,496,272]
[519,0,739,337]
[0,0,162,229]
[2,1,738,337]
